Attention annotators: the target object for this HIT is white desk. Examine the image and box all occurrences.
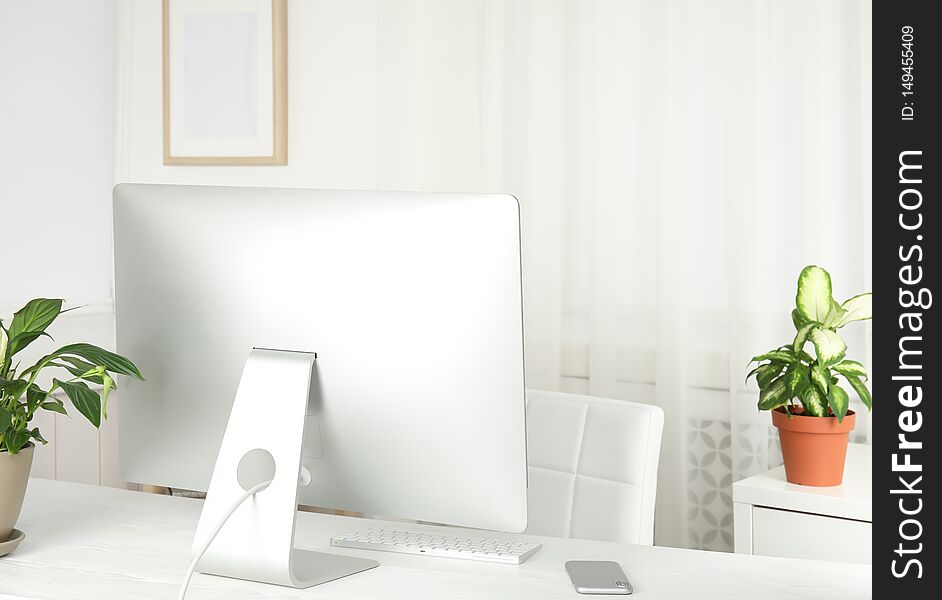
[733,443,872,564]
[2,479,870,599]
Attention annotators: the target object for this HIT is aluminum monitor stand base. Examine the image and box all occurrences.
[192,348,378,588]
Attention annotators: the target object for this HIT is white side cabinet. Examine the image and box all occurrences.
[733,443,871,564]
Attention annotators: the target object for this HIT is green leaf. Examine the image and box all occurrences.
[832,360,868,380]
[840,373,872,411]
[0,378,29,401]
[0,327,7,366]
[54,344,144,380]
[7,298,63,355]
[799,385,827,417]
[796,349,814,363]
[822,298,848,329]
[747,361,781,383]
[8,298,63,338]
[40,400,68,415]
[808,327,847,366]
[834,293,872,328]
[0,406,11,430]
[754,363,785,390]
[828,384,850,422]
[792,322,816,355]
[758,377,789,410]
[3,429,29,454]
[101,373,114,420]
[54,378,102,428]
[791,308,807,330]
[26,386,46,411]
[810,363,830,395]
[8,331,53,353]
[749,350,796,364]
[784,363,810,396]
[56,356,99,374]
[53,357,118,389]
[28,427,48,444]
[745,365,762,383]
[796,266,833,323]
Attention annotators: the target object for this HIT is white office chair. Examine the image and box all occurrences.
[524,389,664,545]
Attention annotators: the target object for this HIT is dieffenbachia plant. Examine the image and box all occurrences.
[0,298,144,454]
[747,266,872,422]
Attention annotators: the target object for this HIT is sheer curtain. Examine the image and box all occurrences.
[361,0,871,550]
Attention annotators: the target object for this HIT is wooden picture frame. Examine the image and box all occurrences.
[162,0,287,165]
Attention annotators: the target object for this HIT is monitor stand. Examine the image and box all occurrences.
[192,348,379,588]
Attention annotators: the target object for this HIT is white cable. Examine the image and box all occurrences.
[177,480,272,600]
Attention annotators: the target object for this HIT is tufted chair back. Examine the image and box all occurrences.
[524,390,664,545]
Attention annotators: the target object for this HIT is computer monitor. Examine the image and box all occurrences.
[113,183,528,534]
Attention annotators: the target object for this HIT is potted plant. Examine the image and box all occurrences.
[1,299,143,554]
[746,266,871,486]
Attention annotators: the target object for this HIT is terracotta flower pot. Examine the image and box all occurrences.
[0,444,34,542]
[772,407,855,486]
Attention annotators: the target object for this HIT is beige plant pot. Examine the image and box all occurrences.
[0,443,33,541]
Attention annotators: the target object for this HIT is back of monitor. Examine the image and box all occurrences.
[113,183,528,532]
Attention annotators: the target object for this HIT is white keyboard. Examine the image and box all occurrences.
[331,528,542,564]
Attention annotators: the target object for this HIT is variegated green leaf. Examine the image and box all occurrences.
[792,322,816,355]
[758,377,789,410]
[0,326,8,366]
[831,360,868,380]
[745,365,761,383]
[784,363,810,396]
[755,363,785,390]
[810,363,830,395]
[834,293,872,328]
[828,384,850,422]
[791,308,807,330]
[747,360,780,384]
[822,298,848,329]
[796,266,833,323]
[749,350,796,364]
[809,327,846,366]
[840,373,872,411]
[800,385,827,417]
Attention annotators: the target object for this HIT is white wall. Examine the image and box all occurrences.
[1,0,120,486]
[0,0,115,307]
[115,0,499,190]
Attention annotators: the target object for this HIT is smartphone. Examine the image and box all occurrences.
[565,560,633,595]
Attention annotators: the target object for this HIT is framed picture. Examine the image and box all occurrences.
[162,0,287,165]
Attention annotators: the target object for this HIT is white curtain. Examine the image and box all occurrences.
[360,0,872,550]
